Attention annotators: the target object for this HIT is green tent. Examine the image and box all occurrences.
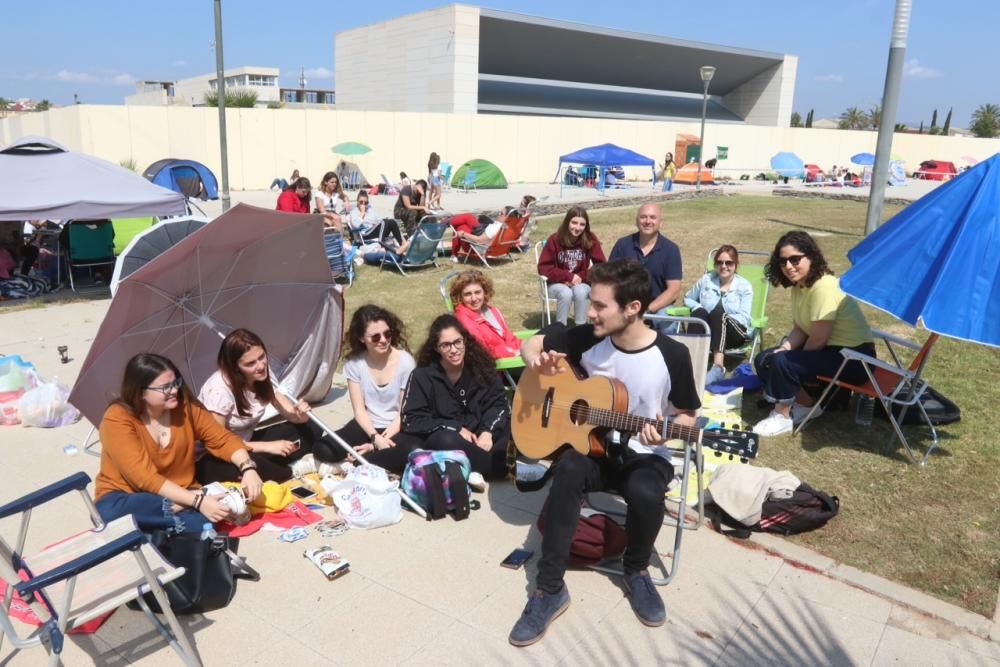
[450,159,508,189]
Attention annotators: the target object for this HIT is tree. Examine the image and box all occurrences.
[838,106,867,130]
[867,104,882,130]
[942,107,952,136]
[894,123,908,132]
[929,108,938,135]
[203,87,258,108]
[970,103,1000,138]
[918,121,924,134]
[35,99,50,112]
[805,109,814,128]
[0,97,8,118]
[791,111,802,127]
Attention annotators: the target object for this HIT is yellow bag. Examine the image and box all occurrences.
[245,481,295,515]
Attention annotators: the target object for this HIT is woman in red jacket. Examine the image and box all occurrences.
[450,269,520,360]
[275,177,312,213]
[537,206,606,325]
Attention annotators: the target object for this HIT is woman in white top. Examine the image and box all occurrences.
[315,171,349,231]
[334,304,417,473]
[197,328,339,483]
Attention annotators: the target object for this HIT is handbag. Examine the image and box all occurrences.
[138,530,259,615]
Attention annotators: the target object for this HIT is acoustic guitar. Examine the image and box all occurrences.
[511,361,759,461]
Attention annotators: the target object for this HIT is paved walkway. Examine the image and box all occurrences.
[1,253,996,666]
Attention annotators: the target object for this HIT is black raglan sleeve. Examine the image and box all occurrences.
[656,336,702,412]
[541,323,602,372]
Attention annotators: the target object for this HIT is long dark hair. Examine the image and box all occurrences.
[765,231,833,288]
[115,353,190,416]
[290,176,312,201]
[555,206,595,251]
[344,304,410,359]
[217,329,275,416]
[416,314,497,384]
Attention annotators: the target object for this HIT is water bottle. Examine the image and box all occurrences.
[855,396,875,427]
[200,522,218,542]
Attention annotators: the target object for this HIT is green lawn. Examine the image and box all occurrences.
[344,195,1000,618]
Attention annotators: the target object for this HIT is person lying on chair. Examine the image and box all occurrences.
[509,259,700,646]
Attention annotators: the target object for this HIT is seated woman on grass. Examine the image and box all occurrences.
[276,176,312,213]
[95,353,262,534]
[451,269,521,360]
[349,190,403,247]
[399,314,510,479]
[197,328,341,483]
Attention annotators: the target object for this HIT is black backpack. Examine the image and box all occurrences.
[707,483,840,539]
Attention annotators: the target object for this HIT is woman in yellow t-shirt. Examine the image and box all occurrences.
[752,231,875,437]
[660,152,677,192]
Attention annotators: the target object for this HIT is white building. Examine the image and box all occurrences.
[126,67,282,107]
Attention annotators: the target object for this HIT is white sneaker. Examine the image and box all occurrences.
[791,402,823,424]
[290,453,318,477]
[468,471,486,493]
[515,461,548,483]
[753,411,794,437]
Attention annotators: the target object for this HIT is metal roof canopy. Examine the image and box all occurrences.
[478,9,786,97]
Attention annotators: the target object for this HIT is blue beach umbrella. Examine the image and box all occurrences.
[851,152,876,166]
[770,152,805,178]
[840,153,1000,347]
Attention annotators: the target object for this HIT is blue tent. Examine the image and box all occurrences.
[840,153,1000,347]
[143,159,219,200]
[556,143,655,194]
[770,152,805,178]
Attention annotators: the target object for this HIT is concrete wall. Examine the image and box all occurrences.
[2,105,997,190]
[722,55,798,128]
[335,5,479,113]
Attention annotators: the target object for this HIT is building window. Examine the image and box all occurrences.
[305,91,318,104]
[248,75,277,87]
[209,80,217,90]
[284,90,297,103]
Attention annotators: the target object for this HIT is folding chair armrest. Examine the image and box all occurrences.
[15,530,147,597]
[665,306,691,317]
[872,328,921,351]
[0,472,92,520]
[839,347,916,379]
[496,356,525,371]
[750,314,768,329]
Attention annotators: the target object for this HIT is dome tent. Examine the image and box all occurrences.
[450,159,508,189]
[143,159,219,200]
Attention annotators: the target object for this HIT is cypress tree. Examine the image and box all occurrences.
[942,107,952,136]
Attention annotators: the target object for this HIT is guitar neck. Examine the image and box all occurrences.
[587,408,701,443]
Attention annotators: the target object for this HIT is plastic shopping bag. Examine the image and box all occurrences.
[0,356,39,425]
[17,380,81,428]
[328,465,402,530]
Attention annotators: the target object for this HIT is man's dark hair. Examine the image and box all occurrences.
[588,259,652,315]
[414,179,428,191]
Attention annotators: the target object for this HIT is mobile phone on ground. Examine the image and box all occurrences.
[290,485,316,500]
[500,548,534,569]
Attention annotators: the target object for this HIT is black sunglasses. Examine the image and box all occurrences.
[780,254,807,267]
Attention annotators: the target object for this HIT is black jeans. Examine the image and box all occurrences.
[536,450,673,594]
[754,342,876,403]
[196,420,337,485]
[691,302,748,356]
[361,219,403,246]
[332,418,416,474]
[396,424,510,479]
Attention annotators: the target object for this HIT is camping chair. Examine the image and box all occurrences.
[379,175,399,196]
[440,163,453,191]
[323,230,355,286]
[459,168,477,193]
[459,213,527,267]
[63,220,116,294]
[380,219,447,276]
[513,208,536,255]
[0,472,201,666]
[533,241,556,327]
[795,331,942,466]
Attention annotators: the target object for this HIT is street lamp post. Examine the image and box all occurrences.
[214,0,231,213]
[695,66,716,190]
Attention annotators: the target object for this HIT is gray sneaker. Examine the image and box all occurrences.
[624,571,665,627]
[509,587,571,646]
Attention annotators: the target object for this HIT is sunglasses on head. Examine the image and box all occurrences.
[781,254,807,267]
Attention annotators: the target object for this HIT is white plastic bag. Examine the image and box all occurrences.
[329,464,402,530]
[17,380,81,428]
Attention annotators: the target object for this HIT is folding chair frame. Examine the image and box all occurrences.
[533,241,555,327]
[795,331,941,466]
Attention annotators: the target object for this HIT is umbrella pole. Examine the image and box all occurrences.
[274,386,428,519]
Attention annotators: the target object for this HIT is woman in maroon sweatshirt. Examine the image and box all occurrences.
[537,206,606,325]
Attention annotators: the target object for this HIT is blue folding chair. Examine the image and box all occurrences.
[380,220,447,275]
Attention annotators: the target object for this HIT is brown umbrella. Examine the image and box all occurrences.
[69,203,339,426]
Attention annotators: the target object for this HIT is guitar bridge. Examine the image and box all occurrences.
[541,387,554,428]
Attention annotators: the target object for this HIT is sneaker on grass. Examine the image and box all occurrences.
[509,587,570,646]
[753,410,793,436]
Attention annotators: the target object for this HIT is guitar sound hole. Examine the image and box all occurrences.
[569,399,589,425]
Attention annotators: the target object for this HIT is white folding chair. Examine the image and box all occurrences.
[533,241,555,326]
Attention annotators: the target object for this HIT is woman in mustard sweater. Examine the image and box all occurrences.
[95,353,263,535]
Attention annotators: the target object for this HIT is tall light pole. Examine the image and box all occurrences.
[864,0,911,235]
[214,0,231,213]
[695,66,716,190]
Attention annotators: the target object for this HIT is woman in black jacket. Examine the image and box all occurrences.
[399,314,510,478]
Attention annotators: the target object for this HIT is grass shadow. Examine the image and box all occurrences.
[765,217,864,238]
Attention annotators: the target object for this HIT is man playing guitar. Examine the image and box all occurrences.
[509,259,701,646]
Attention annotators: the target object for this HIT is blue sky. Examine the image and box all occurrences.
[2,0,996,127]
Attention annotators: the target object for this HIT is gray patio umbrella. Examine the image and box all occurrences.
[109,215,209,295]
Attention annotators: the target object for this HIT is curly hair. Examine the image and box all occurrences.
[344,304,410,359]
[449,269,494,309]
[555,205,595,251]
[416,314,497,385]
[217,329,275,416]
[765,231,833,288]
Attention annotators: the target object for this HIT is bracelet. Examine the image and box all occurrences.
[192,491,205,511]
[239,460,258,473]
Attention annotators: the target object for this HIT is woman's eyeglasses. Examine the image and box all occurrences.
[437,337,465,353]
[780,254,807,267]
[715,260,735,268]
[366,331,391,343]
[146,378,183,395]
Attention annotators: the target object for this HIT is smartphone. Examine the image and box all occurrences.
[290,485,316,500]
[500,548,534,570]
[291,439,301,451]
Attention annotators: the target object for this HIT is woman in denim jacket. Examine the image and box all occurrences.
[684,245,753,380]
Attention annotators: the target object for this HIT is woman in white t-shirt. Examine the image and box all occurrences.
[197,328,339,483]
[334,304,416,473]
[315,171,349,231]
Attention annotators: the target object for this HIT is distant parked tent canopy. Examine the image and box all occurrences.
[143,159,219,200]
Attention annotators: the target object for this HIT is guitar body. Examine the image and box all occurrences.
[512,360,628,459]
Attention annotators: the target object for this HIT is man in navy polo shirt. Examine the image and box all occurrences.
[608,203,683,320]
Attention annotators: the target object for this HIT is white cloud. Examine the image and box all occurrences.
[171,59,187,67]
[815,74,844,83]
[303,67,334,79]
[903,59,941,79]
[55,69,135,86]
